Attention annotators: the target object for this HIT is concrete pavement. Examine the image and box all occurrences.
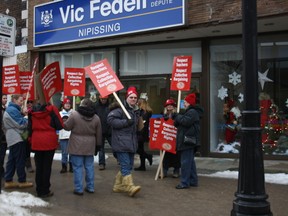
[3,153,288,216]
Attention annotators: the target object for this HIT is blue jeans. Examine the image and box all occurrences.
[116,152,134,176]
[179,148,198,187]
[70,155,94,192]
[98,135,111,166]
[5,142,27,183]
[59,139,69,164]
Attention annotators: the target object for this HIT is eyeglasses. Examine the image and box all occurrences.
[128,97,137,99]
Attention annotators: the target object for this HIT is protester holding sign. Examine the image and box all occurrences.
[3,94,33,189]
[59,98,73,174]
[162,99,181,178]
[107,86,141,197]
[173,93,203,189]
[28,102,63,197]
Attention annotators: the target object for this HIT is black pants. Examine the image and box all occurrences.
[136,141,151,167]
[0,142,7,175]
[34,150,55,196]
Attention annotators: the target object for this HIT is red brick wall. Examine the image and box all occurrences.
[187,0,288,26]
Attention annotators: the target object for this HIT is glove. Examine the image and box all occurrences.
[95,145,101,156]
[171,113,177,120]
[127,119,134,126]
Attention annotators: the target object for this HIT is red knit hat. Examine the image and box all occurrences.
[126,86,138,98]
[164,99,176,107]
[63,98,71,105]
[184,93,196,106]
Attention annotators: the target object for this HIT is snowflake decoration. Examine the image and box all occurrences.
[228,71,241,86]
[231,107,242,118]
[218,86,228,100]
[258,69,273,90]
[238,93,244,103]
[285,98,288,108]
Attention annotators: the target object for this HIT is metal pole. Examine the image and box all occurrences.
[231,1,272,215]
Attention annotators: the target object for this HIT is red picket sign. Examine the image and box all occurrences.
[149,118,177,154]
[39,62,62,102]
[2,65,21,94]
[64,68,86,96]
[85,58,124,98]
[170,56,192,91]
[19,71,35,100]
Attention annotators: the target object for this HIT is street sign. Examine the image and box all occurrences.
[0,13,16,57]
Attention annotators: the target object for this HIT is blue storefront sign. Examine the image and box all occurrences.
[34,0,186,47]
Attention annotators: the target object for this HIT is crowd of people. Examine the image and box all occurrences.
[0,87,202,197]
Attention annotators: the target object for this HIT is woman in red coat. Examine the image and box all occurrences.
[28,103,63,198]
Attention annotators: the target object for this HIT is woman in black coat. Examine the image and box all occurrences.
[173,93,203,189]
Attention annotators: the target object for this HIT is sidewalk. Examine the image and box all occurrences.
[5,153,284,216]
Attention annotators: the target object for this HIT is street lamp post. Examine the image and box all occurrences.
[231,0,272,215]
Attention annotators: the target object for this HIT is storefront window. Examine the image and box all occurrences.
[45,49,116,78]
[119,41,202,114]
[210,35,288,156]
[45,49,116,108]
[119,41,202,76]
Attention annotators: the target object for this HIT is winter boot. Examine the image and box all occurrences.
[146,154,153,166]
[113,171,124,193]
[69,162,73,173]
[134,156,146,171]
[122,174,141,197]
[60,164,67,174]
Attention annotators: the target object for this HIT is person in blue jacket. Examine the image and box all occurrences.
[3,94,33,189]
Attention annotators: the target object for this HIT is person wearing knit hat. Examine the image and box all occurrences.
[162,98,181,178]
[126,86,138,99]
[59,97,73,173]
[184,93,196,106]
[63,98,71,105]
[107,86,141,197]
[173,93,204,189]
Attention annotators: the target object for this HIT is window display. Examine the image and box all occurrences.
[210,36,288,156]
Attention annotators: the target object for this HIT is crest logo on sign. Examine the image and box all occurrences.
[41,10,53,27]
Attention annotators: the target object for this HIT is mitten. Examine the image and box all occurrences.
[127,119,134,126]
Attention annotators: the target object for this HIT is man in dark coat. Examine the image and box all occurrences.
[174,93,203,189]
[107,86,141,197]
[94,95,112,170]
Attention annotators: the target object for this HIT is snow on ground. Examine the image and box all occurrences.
[200,170,288,185]
[0,152,287,216]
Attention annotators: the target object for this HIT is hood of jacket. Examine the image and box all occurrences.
[31,104,54,119]
[77,106,95,120]
[186,105,204,118]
